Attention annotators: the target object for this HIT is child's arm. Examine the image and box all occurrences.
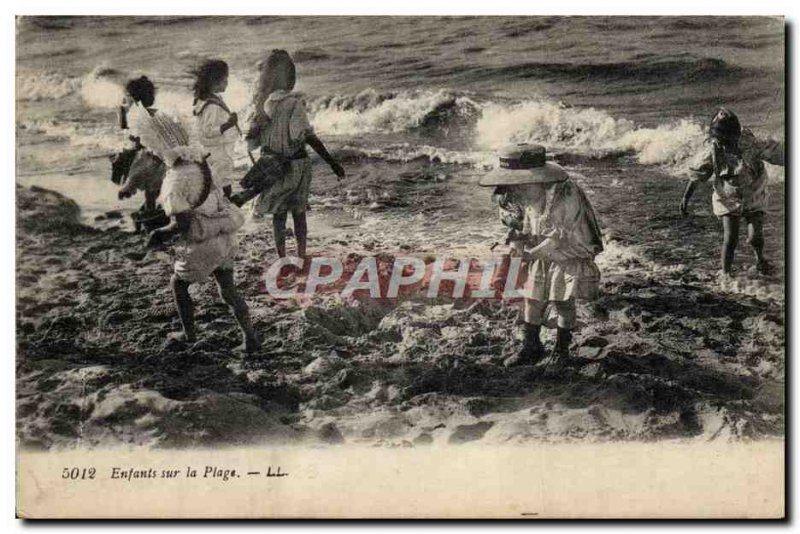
[220,112,238,135]
[244,112,265,152]
[680,181,699,216]
[119,94,133,130]
[526,236,559,259]
[306,133,345,178]
[681,145,715,216]
[119,107,128,130]
[147,212,191,248]
[754,137,784,166]
[288,97,345,178]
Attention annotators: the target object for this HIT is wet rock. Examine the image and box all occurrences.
[463,398,495,417]
[413,433,433,445]
[317,422,344,444]
[578,346,604,360]
[304,302,389,337]
[581,336,610,348]
[18,321,36,335]
[448,421,494,444]
[26,359,72,372]
[303,352,346,376]
[371,415,411,439]
[226,392,262,406]
[579,362,602,378]
[164,392,297,447]
[333,368,355,388]
[102,310,133,326]
[365,381,401,404]
[17,186,83,234]
[304,394,348,411]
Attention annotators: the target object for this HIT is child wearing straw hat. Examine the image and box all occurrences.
[479,144,603,370]
[128,103,260,353]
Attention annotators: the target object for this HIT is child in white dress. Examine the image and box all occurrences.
[191,59,240,199]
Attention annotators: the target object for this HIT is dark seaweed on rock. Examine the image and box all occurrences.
[16,185,84,234]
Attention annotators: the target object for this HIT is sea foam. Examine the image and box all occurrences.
[309,89,480,136]
[17,69,80,101]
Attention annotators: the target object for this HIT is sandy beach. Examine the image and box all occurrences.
[16,149,785,449]
[15,16,785,450]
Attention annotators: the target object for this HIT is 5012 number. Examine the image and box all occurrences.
[62,467,96,480]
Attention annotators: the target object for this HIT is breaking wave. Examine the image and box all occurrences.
[21,65,782,178]
[308,89,710,168]
[16,69,80,101]
[20,119,127,154]
[475,100,708,167]
[79,67,252,118]
[308,89,481,136]
[336,144,493,167]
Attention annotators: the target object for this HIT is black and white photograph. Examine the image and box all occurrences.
[13,11,786,519]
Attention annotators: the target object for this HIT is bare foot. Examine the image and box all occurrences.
[756,260,774,276]
[165,331,196,346]
[233,337,261,354]
[717,269,735,281]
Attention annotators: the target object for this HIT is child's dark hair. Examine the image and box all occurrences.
[191,59,229,103]
[709,108,742,150]
[125,76,156,108]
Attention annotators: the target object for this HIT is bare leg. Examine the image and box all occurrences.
[213,268,260,353]
[721,215,740,275]
[170,274,196,342]
[292,210,308,260]
[272,212,288,258]
[746,213,770,272]
[144,189,157,212]
[554,299,577,330]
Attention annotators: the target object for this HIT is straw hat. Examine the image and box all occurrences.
[478,144,568,187]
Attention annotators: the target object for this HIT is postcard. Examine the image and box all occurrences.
[15,14,785,519]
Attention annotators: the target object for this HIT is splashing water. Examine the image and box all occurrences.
[309,89,480,136]
[475,99,711,169]
[17,69,80,101]
[21,62,783,182]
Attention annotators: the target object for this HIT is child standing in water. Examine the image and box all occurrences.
[245,49,345,260]
[191,59,239,199]
[680,108,784,277]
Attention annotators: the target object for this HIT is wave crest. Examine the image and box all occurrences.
[17,69,79,101]
[476,100,707,167]
[308,89,480,136]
